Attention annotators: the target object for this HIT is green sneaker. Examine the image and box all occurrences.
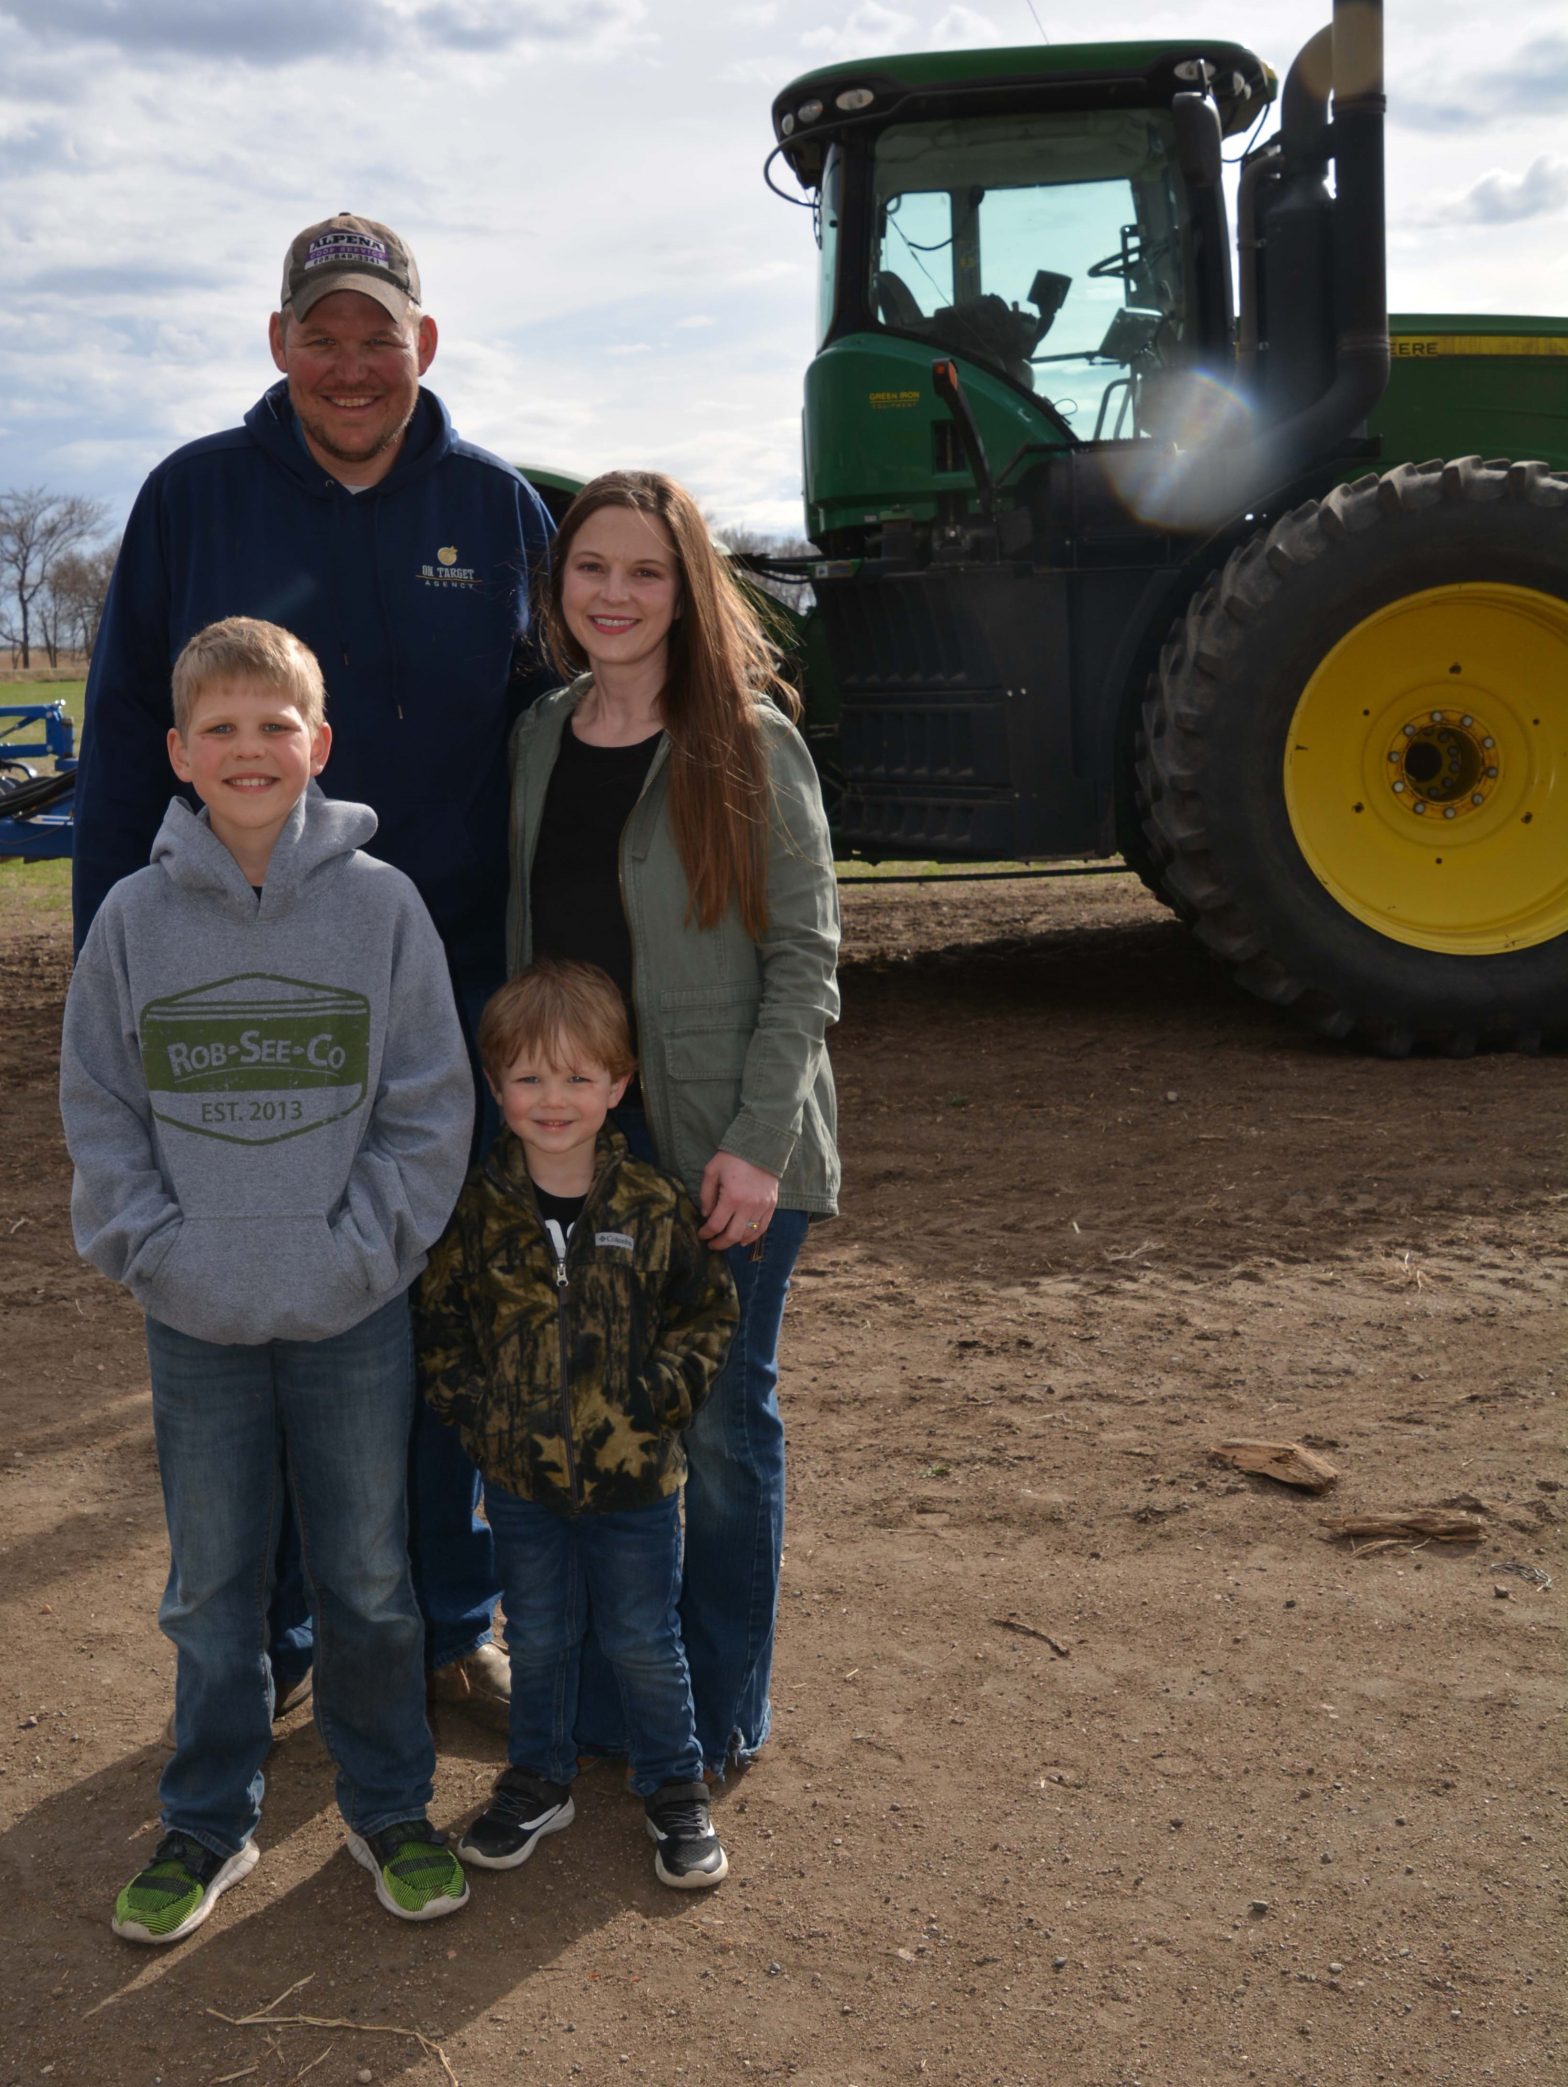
[112,1831,259,1945]
[346,1820,469,1921]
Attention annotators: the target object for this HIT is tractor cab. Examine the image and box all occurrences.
[773,42,1273,551]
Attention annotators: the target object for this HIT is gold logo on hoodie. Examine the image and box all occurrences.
[419,542,477,586]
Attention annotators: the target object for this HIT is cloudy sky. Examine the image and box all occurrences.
[3,1,1566,540]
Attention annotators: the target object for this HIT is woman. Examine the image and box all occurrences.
[507,470,840,1777]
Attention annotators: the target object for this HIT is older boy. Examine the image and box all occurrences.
[416,961,738,1888]
[61,617,473,1941]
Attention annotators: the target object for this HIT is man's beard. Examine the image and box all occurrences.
[295,403,415,467]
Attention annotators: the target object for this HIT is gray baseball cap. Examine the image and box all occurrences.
[280,213,422,321]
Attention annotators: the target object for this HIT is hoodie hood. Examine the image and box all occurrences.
[150,783,378,924]
[243,380,455,498]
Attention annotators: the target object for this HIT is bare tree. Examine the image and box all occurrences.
[48,536,121,661]
[712,522,819,613]
[0,487,109,669]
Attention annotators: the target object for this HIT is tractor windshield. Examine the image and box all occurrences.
[869,109,1189,440]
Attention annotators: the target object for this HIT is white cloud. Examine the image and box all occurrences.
[2,0,1565,541]
[0,0,652,65]
[1452,155,1568,225]
[928,6,1007,47]
[800,3,916,61]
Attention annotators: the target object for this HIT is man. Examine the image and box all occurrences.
[73,213,555,1729]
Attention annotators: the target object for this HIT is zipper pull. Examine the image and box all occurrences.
[555,1256,569,1292]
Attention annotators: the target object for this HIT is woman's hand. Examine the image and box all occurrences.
[698,1150,781,1251]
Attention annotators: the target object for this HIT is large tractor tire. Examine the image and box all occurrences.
[1137,457,1568,1054]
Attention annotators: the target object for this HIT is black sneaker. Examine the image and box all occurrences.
[458,1768,575,1870]
[644,1780,728,1889]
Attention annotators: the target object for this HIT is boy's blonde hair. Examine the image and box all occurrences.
[170,617,327,737]
[480,959,636,1086]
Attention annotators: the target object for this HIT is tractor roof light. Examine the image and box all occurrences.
[797,98,824,123]
[1174,58,1217,83]
[781,113,795,135]
[835,87,875,111]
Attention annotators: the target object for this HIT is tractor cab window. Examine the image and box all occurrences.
[869,110,1189,440]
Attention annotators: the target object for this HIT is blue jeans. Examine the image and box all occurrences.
[485,1486,702,1798]
[267,967,500,1678]
[578,1096,807,1774]
[148,1294,435,1858]
[681,1209,810,1769]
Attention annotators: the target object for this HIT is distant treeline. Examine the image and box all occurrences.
[1,488,120,671]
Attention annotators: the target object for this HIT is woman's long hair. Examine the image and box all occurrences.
[540,471,803,942]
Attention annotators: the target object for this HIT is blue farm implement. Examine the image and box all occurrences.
[0,702,77,863]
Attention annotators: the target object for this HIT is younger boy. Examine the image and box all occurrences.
[60,616,474,1942]
[415,959,738,1888]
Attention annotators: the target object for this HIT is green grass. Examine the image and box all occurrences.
[0,856,70,931]
[1,678,85,744]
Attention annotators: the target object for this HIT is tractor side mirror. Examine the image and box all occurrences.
[1172,91,1223,188]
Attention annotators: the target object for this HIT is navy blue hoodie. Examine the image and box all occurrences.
[72,382,553,978]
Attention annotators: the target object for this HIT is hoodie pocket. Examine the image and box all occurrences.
[138,1215,374,1347]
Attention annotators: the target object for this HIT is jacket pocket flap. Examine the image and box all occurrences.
[663,1030,750,1082]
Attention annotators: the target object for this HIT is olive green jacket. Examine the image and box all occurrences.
[507,679,841,1216]
[414,1126,737,1515]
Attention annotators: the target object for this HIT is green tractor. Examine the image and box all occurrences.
[766,0,1568,1052]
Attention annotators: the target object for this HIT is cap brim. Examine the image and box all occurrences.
[288,270,416,323]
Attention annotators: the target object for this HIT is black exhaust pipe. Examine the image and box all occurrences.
[1134,0,1387,529]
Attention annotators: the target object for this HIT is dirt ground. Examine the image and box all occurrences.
[1,871,1562,2087]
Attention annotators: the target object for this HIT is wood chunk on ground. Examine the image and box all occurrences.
[1323,1510,1485,1544]
[1208,1439,1340,1492]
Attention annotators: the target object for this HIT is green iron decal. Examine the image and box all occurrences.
[140,972,370,1145]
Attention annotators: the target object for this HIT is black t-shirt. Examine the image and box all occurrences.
[530,721,661,1098]
[533,1183,586,1266]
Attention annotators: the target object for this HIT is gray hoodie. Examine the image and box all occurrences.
[61,785,473,1345]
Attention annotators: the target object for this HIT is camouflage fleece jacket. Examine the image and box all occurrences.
[413,1124,738,1515]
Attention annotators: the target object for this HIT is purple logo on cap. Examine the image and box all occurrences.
[306,231,391,274]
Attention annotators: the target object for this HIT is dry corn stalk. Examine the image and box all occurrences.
[1323,1510,1483,1544]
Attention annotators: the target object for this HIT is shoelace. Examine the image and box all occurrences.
[651,1798,709,1838]
[492,1780,558,1823]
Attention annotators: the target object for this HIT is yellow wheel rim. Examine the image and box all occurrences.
[1284,582,1568,954]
